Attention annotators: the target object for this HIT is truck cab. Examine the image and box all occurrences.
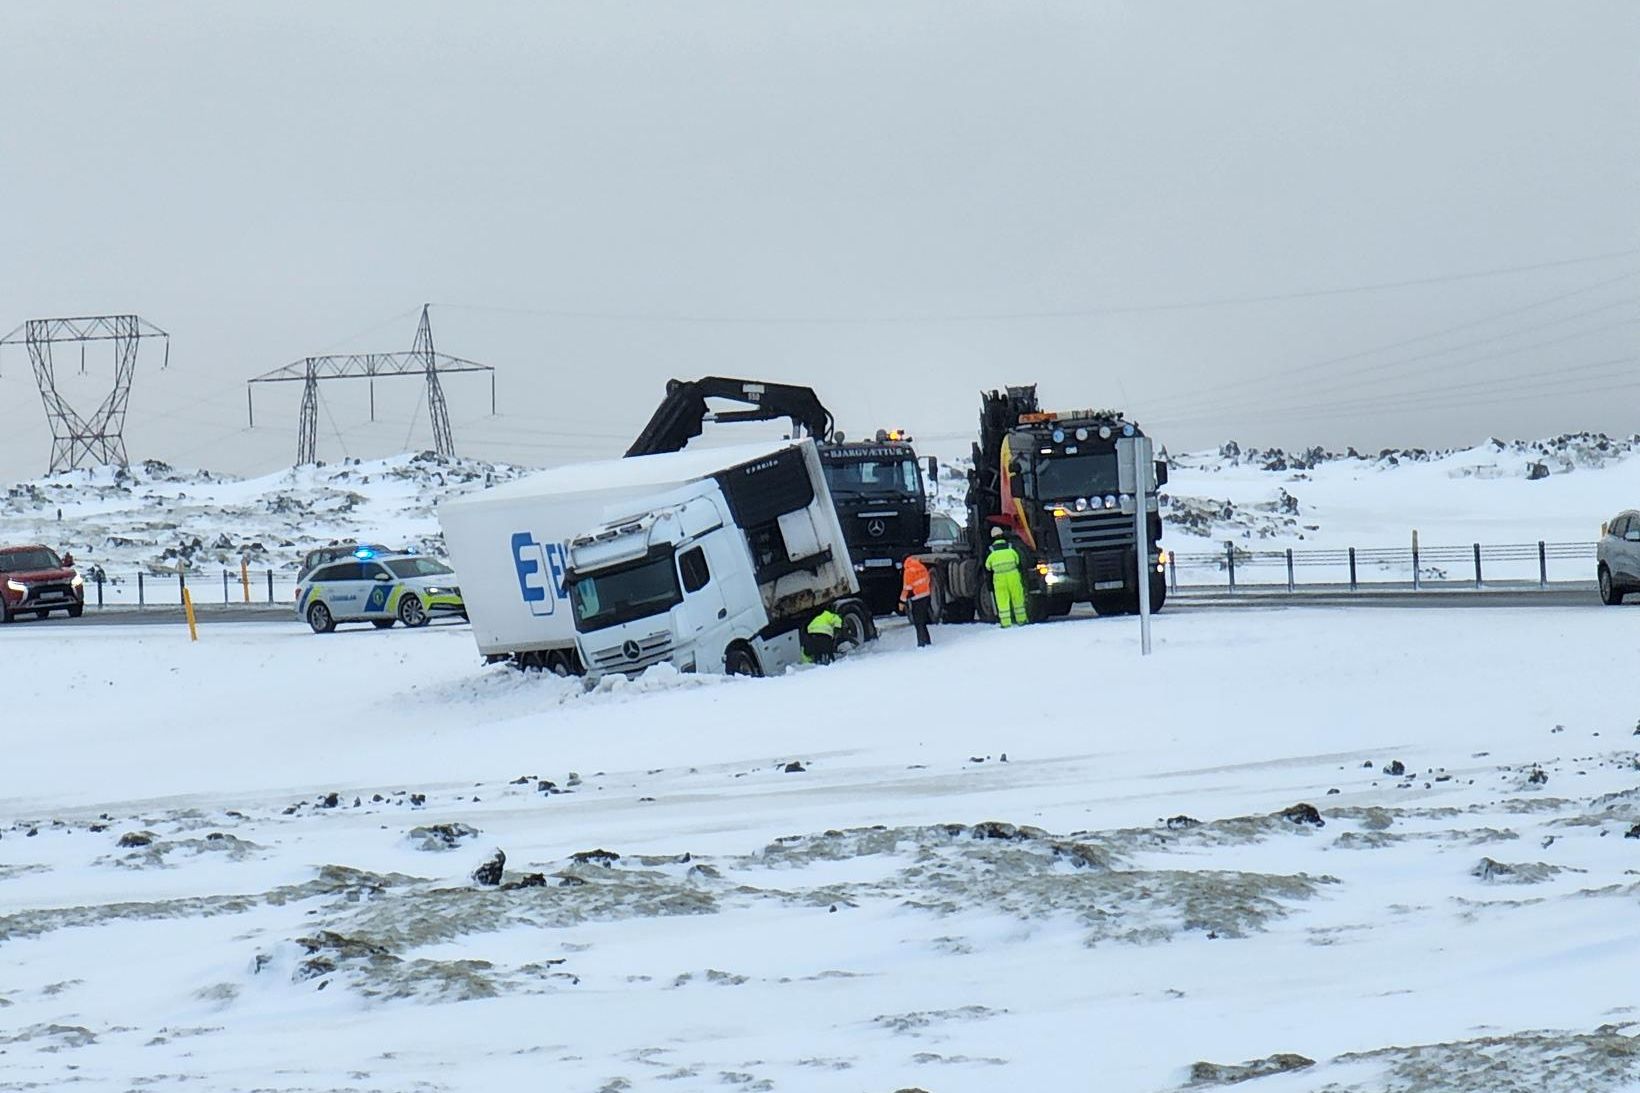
[564,440,869,679]
[565,492,765,675]
[819,434,930,614]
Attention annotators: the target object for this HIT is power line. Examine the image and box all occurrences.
[1156,266,1640,417]
[428,246,1640,325]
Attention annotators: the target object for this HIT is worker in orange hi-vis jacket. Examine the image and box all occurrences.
[898,555,933,648]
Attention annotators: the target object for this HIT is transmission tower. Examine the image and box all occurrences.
[0,314,170,473]
[247,305,495,465]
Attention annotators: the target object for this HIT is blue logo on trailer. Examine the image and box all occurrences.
[512,532,568,617]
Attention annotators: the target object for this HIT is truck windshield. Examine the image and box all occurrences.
[824,459,919,499]
[1032,452,1121,501]
[0,548,60,571]
[568,552,681,633]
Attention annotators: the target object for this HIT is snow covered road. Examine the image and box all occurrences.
[4,608,1640,1091]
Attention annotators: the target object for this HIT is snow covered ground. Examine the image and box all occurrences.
[5,605,1640,1091]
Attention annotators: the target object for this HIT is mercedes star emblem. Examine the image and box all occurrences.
[867,519,886,538]
[622,640,641,660]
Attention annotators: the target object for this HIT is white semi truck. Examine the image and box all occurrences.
[564,438,872,679]
[438,438,872,676]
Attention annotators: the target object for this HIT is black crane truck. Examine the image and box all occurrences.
[921,385,1169,622]
[626,377,934,615]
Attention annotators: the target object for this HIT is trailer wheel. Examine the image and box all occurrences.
[1044,593,1074,617]
[977,579,998,624]
[725,644,762,677]
[546,650,576,677]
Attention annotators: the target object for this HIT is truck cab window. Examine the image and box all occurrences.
[679,547,711,593]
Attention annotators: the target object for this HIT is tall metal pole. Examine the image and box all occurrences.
[1133,435,1153,656]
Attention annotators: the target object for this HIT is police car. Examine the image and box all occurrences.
[295,548,465,633]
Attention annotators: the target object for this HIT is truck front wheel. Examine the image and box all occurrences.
[725,645,762,677]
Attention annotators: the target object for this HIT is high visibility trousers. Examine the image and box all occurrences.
[993,570,1028,627]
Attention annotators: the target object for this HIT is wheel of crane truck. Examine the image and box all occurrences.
[977,580,998,624]
[397,594,429,628]
[1090,592,1127,618]
[1044,593,1075,618]
[1150,573,1168,612]
[307,601,336,634]
[940,597,976,624]
[725,644,762,677]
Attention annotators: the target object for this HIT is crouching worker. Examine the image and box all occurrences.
[802,607,845,665]
[899,555,933,648]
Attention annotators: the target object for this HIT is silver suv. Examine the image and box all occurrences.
[1597,510,1640,604]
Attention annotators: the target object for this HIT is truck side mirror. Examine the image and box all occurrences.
[926,456,938,484]
[1007,460,1022,477]
[1154,460,1169,487]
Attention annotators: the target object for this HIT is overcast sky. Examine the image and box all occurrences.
[2,1,1636,479]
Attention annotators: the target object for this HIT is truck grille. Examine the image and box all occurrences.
[1057,510,1135,551]
[589,631,673,673]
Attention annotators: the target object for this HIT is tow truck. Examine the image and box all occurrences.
[921,385,1169,621]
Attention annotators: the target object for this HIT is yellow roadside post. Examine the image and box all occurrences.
[240,555,251,604]
[182,587,199,641]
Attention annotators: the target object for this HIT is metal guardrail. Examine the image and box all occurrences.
[68,568,303,608]
[1167,540,1595,592]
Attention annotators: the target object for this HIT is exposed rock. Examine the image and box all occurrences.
[408,823,480,851]
[1165,815,1202,830]
[570,848,620,865]
[471,849,505,887]
[1279,804,1324,828]
[1383,760,1406,777]
[1188,1052,1315,1085]
[116,831,155,848]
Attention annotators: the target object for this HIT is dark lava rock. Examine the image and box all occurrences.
[1526,461,1550,480]
[1362,760,1374,768]
[502,872,547,889]
[783,761,806,773]
[117,831,155,848]
[1625,823,1640,839]
[509,775,532,785]
[1165,815,1202,830]
[570,848,620,865]
[1280,803,1324,828]
[1189,1053,1315,1085]
[471,849,506,886]
[558,874,588,887]
[537,780,559,794]
[409,793,426,807]
[408,822,480,851]
[1325,787,1341,795]
[1382,760,1406,777]
[319,792,340,809]
[1528,767,1548,785]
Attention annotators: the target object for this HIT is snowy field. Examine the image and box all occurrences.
[5,606,1640,1091]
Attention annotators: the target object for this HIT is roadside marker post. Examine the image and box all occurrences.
[182,588,199,641]
[240,556,251,603]
[1118,435,1154,656]
[1412,529,1420,590]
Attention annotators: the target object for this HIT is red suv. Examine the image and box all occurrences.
[0,545,85,622]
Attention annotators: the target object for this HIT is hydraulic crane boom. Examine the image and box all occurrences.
[625,377,834,457]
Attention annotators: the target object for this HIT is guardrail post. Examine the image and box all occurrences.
[95,571,104,608]
[222,569,230,604]
[138,572,145,606]
[1285,548,1294,592]
[1226,543,1235,593]
[267,569,275,604]
[1348,547,1357,591]
[1412,530,1420,591]
[1473,543,1482,589]
[1538,541,1547,589]
[1168,554,1177,594]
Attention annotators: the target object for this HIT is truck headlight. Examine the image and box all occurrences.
[5,579,25,594]
[1104,495,1117,508]
[71,574,84,589]
[1074,497,1089,511]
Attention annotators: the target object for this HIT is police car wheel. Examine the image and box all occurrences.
[307,602,335,634]
[373,619,396,629]
[398,594,428,628]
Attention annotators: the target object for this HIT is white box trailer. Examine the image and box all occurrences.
[563,438,871,678]
[437,439,866,675]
